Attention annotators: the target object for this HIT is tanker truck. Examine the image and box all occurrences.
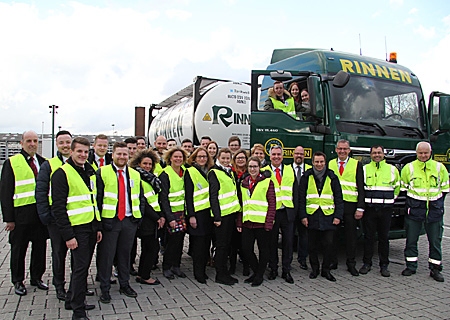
[148,76,251,148]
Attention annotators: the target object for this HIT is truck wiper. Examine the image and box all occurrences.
[338,120,387,136]
[386,125,425,139]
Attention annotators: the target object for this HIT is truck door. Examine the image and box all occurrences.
[428,92,450,171]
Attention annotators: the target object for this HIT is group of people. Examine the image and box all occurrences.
[264,81,311,119]
[1,130,448,320]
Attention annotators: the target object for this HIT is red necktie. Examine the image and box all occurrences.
[275,168,282,185]
[117,169,126,221]
[99,158,105,167]
[28,157,38,178]
[339,161,345,176]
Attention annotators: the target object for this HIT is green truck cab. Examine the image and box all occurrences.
[250,48,450,239]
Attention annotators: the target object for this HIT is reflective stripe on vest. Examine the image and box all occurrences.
[100,165,142,218]
[241,178,270,223]
[270,97,297,119]
[47,157,64,205]
[142,180,160,212]
[402,160,448,202]
[363,160,400,205]
[329,158,359,202]
[306,175,335,215]
[163,165,185,212]
[61,163,100,226]
[211,169,240,216]
[262,165,294,209]
[187,167,210,212]
[10,154,36,207]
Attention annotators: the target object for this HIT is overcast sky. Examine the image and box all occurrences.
[0,0,449,136]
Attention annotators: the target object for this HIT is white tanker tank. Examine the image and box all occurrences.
[148,76,251,149]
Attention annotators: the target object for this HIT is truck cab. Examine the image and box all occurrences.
[250,48,450,238]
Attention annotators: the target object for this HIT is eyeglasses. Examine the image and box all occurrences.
[336,148,349,151]
[248,165,260,169]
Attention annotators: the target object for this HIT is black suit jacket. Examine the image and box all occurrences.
[0,150,46,225]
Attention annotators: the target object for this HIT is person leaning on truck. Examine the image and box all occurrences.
[359,145,400,278]
[264,81,297,118]
[400,141,449,282]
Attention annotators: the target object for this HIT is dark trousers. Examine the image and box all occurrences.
[162,231,185,270]
[242,227,271,280]
[404,216,443,271]
[269,208,294,272]
[130,235,138,268]
[97,217,138,293]
[190,234,211,279]
[8,223,47,284]
[362,206,392,267]
[137,234,159,280]
[214,213,236,276]
[331,201,359,267]
[308,229,334,273]
[68,225,97,318]
[296,220,308,263]
[47,222,69,289]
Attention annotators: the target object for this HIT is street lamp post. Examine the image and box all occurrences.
[49,105,59,157]
[112,124,115,136]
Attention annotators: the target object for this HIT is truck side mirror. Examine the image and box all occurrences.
[439,96,450,131]
[332,70,350,88]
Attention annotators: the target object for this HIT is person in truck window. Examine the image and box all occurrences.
[264,81,297,119]
[288,83,311,118]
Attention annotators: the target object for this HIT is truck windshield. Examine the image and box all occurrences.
[330,75,425,136]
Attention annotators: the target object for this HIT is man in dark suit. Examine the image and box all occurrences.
[263,145,297,284]
[96,142,144,304]
[0,130,49,295]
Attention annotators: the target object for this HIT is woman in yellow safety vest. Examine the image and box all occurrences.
[208,148,241,285]
[185,147,214,284]
[129,149,165,285]
[237,156,276,287]
[158,147,188,280]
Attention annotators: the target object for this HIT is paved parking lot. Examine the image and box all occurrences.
[1,200,450,320]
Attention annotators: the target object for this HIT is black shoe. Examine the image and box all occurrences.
[136,277,161,285]
[244,274,256,283]
[347,266,359,276]
[281,271,294,284]
[14,282,27,296]
[99,292,111,304]
[65,303,95,311]
[251,277,263,287]
[321,271,336,282]
[299,261,308,270]
[85,289,94,296]
[215,276,235,285]
[119,285,138,298]
[309,270,319,279]
[430,269,444,282]
[129,267,138,276]
[30,279,49,290]
[329,263,338,270]
[195,277,207,284]
[56,288,66,301]
[171,267,187,278]
[268,269,278,280]
[401,268,416,276]
[163,269,175,280]
[380,268,391,277]
[359,264,371,275]
[243,266,250,276]
[228,275,239,283]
